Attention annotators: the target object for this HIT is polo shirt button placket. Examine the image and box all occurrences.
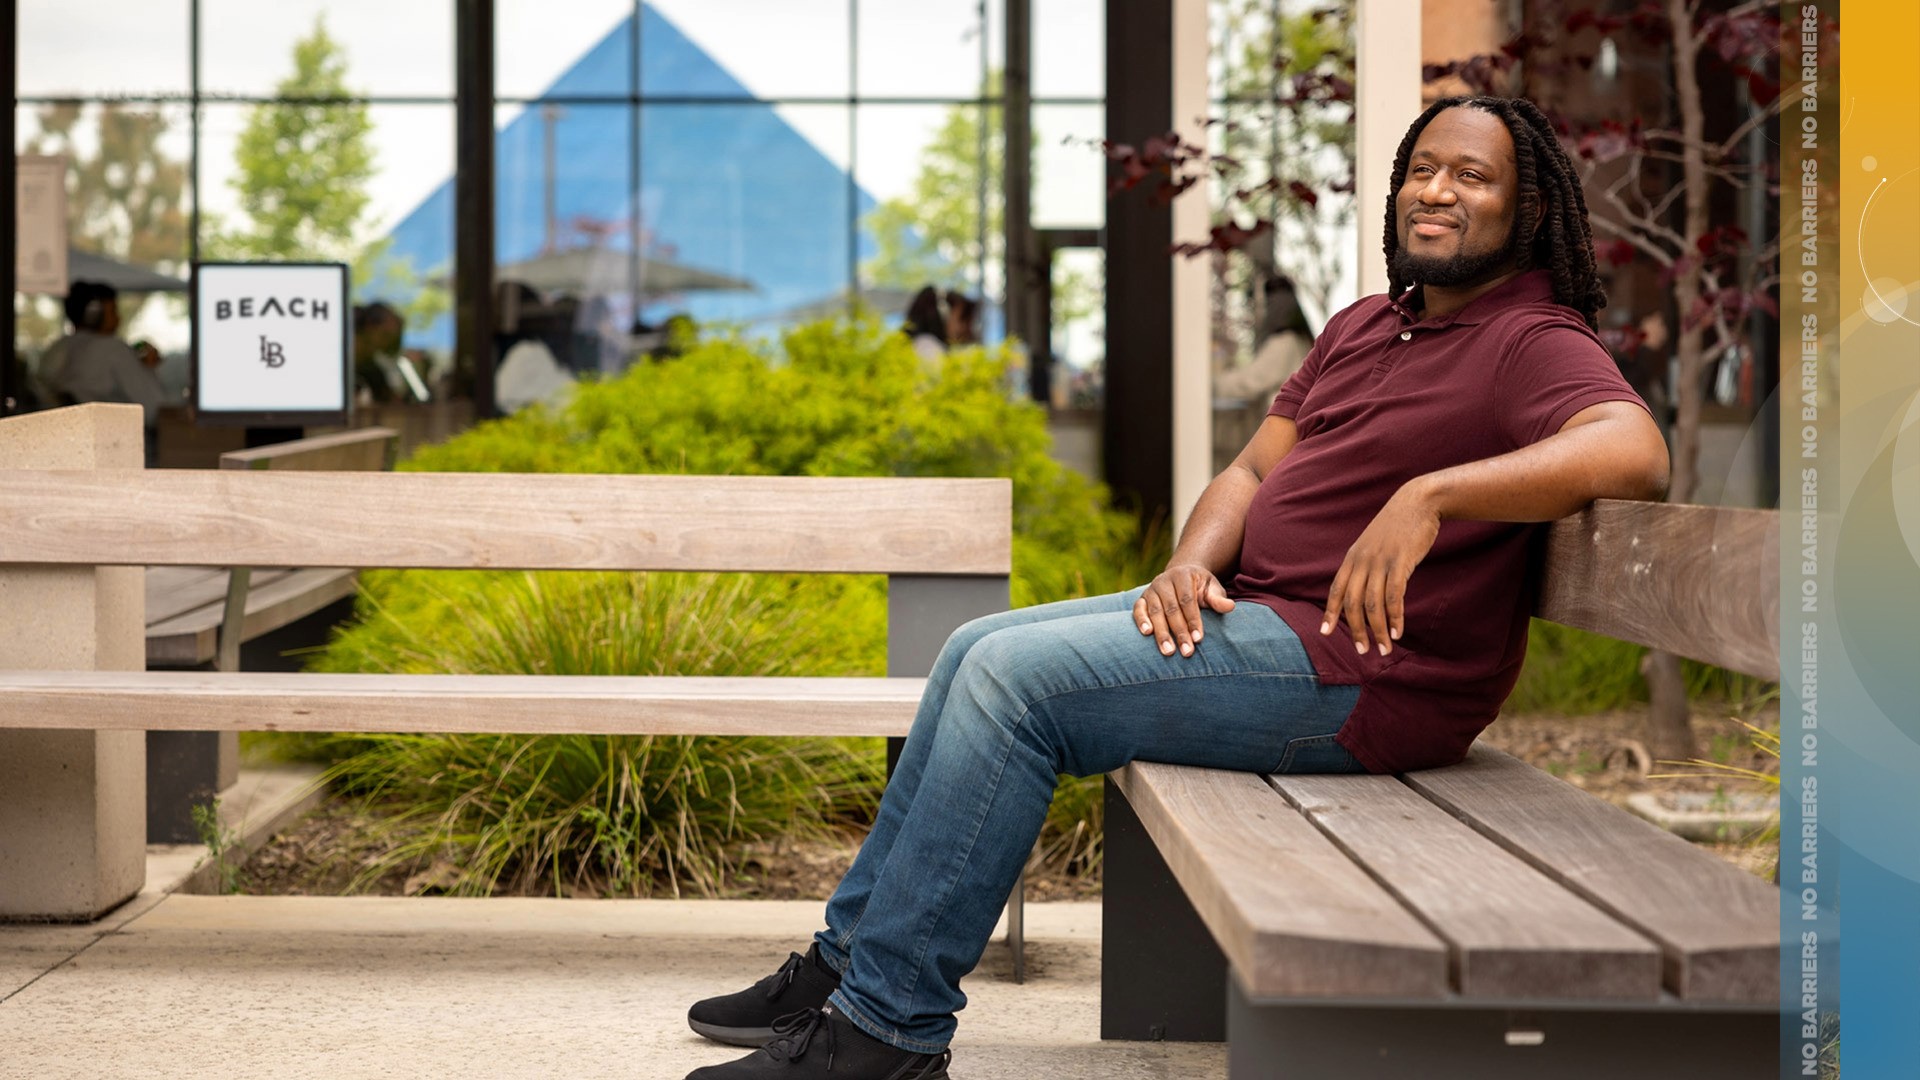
[1399,331,1412,341]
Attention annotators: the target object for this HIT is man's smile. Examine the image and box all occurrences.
[1409,213,1460,237]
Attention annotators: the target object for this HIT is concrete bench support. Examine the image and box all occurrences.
[0,404,147,920]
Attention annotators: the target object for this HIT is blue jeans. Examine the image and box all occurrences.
[810,587,1364,1053]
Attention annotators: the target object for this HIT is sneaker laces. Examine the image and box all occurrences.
[764,1007,835,1069]
[764,951,806,1002]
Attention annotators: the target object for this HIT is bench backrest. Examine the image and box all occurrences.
[0,470,1011,576]
[218,427,398,474]
[0,406,1013,680]
[1537,500,1778,680]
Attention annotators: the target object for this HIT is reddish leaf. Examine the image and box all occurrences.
[1599,325,1648,354]
[1658,254,1698,287]
[1287,180,1320,208]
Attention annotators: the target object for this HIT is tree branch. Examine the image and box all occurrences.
[1600,181,1688,251]
[1718,91,1793,159]
[1589,213,1675,266]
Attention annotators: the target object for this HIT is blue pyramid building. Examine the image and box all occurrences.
[382,5,879,346]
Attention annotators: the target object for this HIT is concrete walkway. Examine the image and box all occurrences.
[0,895,1224,1079]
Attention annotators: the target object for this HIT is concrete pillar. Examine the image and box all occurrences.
[1355,0,1423,298]
[0,403,147,921]
[1169,0,1212,535]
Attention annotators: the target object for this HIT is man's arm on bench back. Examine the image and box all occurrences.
[1322,399,1669,658]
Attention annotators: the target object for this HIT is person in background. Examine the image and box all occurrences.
[493,280,576,415]
[352,303,409,405]
[943,291,980,349]
[39,279,166,462]
[1215,275,1316,405]
[901,285,948,363]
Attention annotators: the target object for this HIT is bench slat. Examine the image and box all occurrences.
[219,427,396,472]
[1112,761,1448,1000]
[0,472,1012,576]
[145,568,359,667]
[146,566,285,625]
[0,671,924,737]
[1269,773,1662,1000]
[1539,500,1778,680]
[1402,746,1778,1004]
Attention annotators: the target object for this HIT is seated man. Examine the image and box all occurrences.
[682,96,1670,1080]
[39,280,167,463]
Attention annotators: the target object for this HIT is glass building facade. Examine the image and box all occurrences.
[11,0,1355,488]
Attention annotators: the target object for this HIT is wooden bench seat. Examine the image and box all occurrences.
[1115,748,1777,1005]
[1102,499,1782,1078]
[145,566,359,667]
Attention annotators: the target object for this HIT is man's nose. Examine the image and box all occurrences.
[1416,172,1456,204]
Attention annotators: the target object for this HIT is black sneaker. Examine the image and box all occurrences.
[685,1007,951,1080]
[689,943,844,1047]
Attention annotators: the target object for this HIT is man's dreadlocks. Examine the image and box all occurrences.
[1382,95,1607,329]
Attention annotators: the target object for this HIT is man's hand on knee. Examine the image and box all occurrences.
[1135,565,1237,658]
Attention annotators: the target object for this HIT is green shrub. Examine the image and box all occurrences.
[312,569,884,897]
[300,318,1156,895]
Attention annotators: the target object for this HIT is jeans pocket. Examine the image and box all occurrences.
[1274,732,1368,775]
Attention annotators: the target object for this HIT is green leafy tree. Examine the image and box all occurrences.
[213,16,446,330]
[20,103,188,338]
[864,71,1098,337]
[863,73,1004,294]
[215,17,375,263]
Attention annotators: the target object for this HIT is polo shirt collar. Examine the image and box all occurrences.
[1392,269,1556,327]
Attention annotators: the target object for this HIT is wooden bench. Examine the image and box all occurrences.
[0,405,1011,935]
[1100,499,1781,1078]
[143,427,399,843]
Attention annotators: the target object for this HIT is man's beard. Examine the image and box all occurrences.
[1391,224,1526,288]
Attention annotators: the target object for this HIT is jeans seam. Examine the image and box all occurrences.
[1277,734,1325,773]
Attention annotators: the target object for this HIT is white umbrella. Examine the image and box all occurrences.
[57,249,190,294]
[486,247,754,297]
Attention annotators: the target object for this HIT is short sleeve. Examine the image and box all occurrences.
[1270,338,1328,419]
[1493,320,1648,448]
[1270,301,1363,420]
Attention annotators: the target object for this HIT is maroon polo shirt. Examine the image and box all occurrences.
[1229,270,1648,773]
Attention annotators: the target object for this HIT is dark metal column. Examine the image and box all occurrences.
[2,0,17,416]
[1002,0,1041,400]
[455,0,497,419]
[883,574,1010,777]
[1101,775,1228,1041]
[1103,0,1175,523]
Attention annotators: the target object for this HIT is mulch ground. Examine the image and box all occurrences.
[236,703,1780,899]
